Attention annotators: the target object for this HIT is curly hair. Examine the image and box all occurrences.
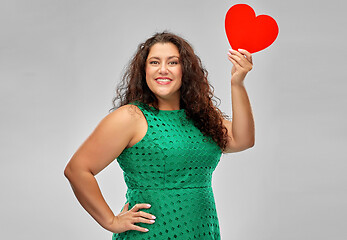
[109,31,231,152]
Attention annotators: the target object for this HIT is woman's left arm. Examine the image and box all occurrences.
[222,49,255,153]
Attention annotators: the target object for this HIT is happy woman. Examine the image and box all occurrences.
[64,31,254,239]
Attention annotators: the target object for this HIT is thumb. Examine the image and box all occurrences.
[121,202,129,212]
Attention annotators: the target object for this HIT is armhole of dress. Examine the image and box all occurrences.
[125,101,151,149]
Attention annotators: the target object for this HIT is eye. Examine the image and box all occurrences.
[169,61,179,65]
[149,61,159,65]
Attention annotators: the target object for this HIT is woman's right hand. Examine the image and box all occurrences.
[107,203,156,234]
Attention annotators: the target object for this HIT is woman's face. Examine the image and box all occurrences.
[145,42,183,102]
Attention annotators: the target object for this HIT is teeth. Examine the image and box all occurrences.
[156,79,171,82]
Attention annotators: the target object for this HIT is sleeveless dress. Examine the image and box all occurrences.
[112,101,223,240]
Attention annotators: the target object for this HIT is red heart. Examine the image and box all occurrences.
[225,4,279,53]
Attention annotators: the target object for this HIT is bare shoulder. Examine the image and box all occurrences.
[105,103,147,142]
[108,104,144,123]
[100,104,145,142]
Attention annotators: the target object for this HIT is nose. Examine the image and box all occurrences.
[159,63,169,74]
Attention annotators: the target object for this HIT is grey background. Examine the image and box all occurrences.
[1,0,346,239]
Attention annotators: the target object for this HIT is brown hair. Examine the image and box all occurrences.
[110,31,231,152]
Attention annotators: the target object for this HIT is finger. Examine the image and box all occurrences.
[227,55,238,67]
[122,202,129,212]
[229,49,245,59]
[130,203,151,212]
[238,49,253,63]
[133,216,155,225]
[227,53,242,67]
[227,55,240,69]
[134,211,156,220]
[130,224,149,233]
[228,49,248,68]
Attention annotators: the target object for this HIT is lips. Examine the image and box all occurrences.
[155,77,172,85]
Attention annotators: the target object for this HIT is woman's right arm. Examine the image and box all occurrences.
[64,105,153,233]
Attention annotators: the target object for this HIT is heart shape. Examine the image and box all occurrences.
[225,4,279,53]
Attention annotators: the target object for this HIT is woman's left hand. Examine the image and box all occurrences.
[227,49,253,84]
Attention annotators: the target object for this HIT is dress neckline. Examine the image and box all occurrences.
[144,102,185,112]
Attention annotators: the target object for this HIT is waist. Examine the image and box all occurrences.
[127,185,212,191]
[125,185,216,209]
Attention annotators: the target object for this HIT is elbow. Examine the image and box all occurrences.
[247,139,255,148]
[64,163,78,180]
[241,139,255,150]
[64,164,72,180]
[240,142,254,151]
[64,162,93,180]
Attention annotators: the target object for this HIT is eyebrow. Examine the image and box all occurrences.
[147,56,179,60]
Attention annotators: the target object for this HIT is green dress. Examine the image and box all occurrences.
[112,101,222,240]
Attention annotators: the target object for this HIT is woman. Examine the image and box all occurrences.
[64,31,254,239]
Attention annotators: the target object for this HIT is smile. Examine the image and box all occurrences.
[155,78,172,85]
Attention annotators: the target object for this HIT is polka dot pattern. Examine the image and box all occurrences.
[112,101,222,239]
